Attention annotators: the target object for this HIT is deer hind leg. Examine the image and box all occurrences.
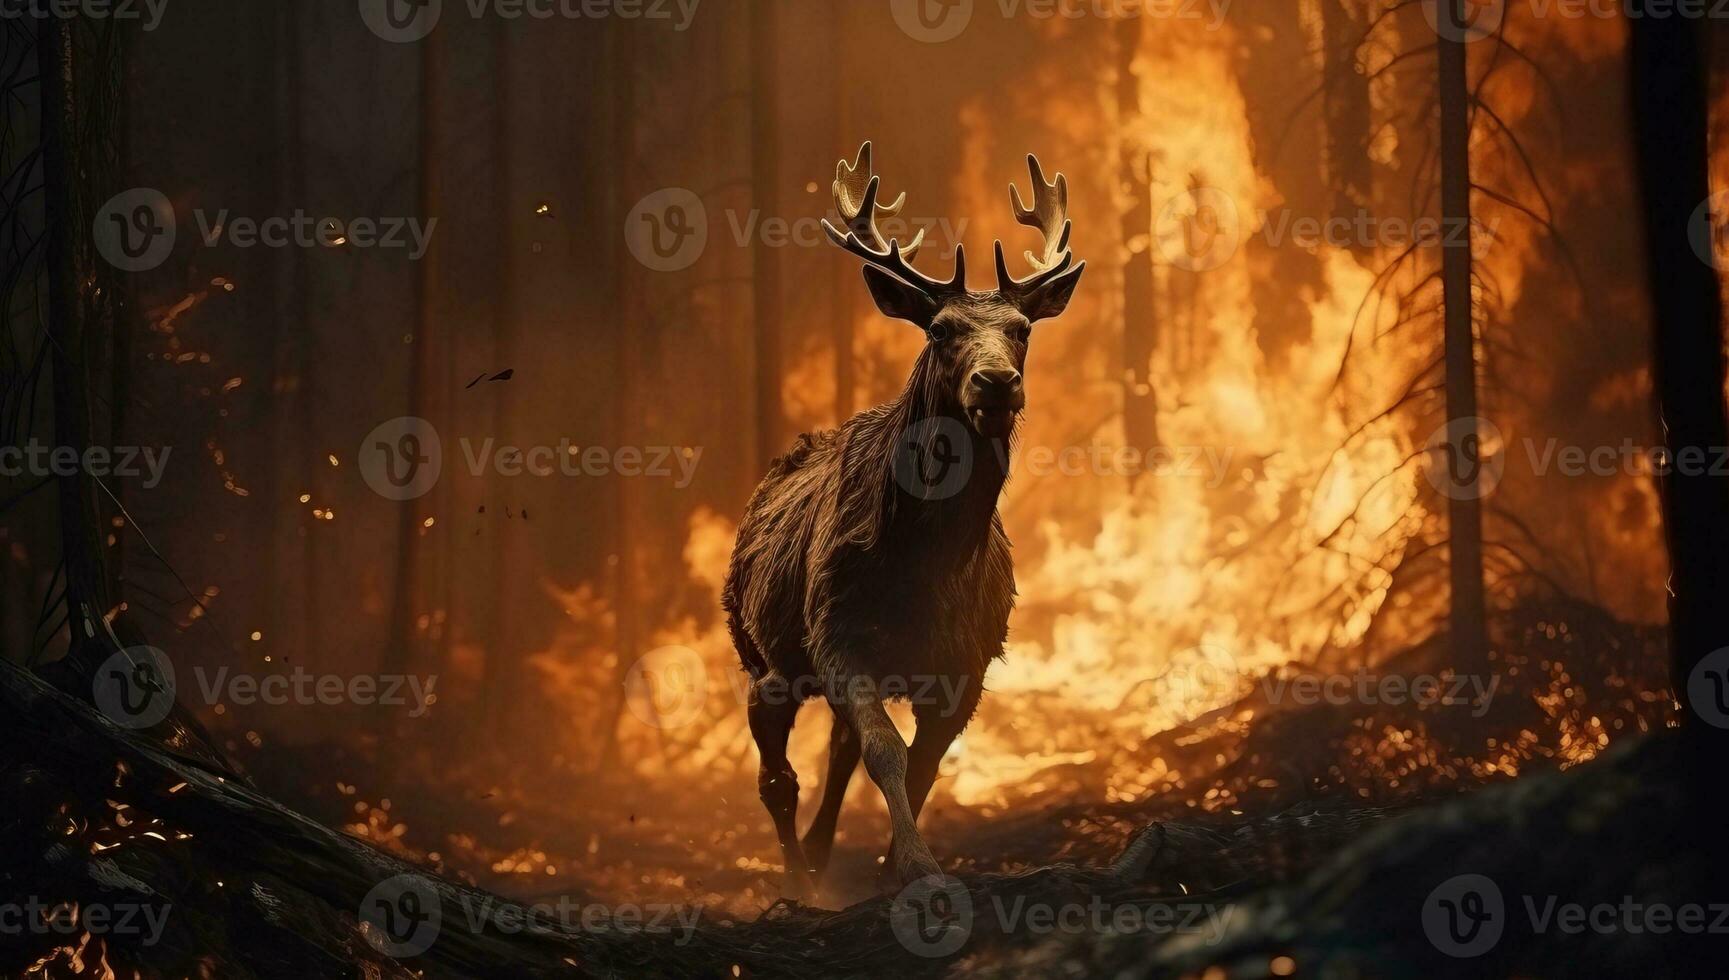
[828,671,942,887]
[748,674,813,896]
[801,709,859,882]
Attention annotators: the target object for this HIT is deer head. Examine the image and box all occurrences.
[822,142,1086,438]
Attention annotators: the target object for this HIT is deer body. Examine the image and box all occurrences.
[723,144,1085,893]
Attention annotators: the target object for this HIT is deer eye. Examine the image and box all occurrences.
[927,322,950,343]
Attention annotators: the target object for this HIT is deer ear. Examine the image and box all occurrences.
[1015,261,1085,323]
[861,265,941,327]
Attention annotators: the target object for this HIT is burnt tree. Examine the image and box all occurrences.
[1436,0,1490,671]
[1627,4,1729,955]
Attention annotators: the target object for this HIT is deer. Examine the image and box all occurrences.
[722,142,1085,895]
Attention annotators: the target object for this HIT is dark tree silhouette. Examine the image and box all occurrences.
[37,17,124,667]
[751,0,784,474]
[1436,0,1489,670]
[1626,1,1729,922]
[1319,0,1372,249]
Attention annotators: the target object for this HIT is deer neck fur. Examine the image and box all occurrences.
[841,346,1011,567]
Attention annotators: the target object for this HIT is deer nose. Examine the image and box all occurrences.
[970,368,1023,396]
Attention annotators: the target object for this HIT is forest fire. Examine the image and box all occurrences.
[3,1,1726,977]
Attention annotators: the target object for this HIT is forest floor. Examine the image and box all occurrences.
[1,595,1710,978]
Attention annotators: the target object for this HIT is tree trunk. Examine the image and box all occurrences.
[382,30,442,688]
[1627,6,1729,935]
[1319,0,1372,253]
[480,20,516,734]
[37,16,118,664]
[1436,0,1489,671]
[751,0,783,473]
[832,3,855,424]
[597,21,641,767]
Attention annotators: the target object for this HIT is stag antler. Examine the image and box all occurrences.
[996,154,1075,293]
[822,141,967,298]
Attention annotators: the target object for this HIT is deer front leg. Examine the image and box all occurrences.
[872,680,980,886]
[748,675,814,897]
[906,682,980,820]
[827,670,943,886]
[801,709,859,883]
